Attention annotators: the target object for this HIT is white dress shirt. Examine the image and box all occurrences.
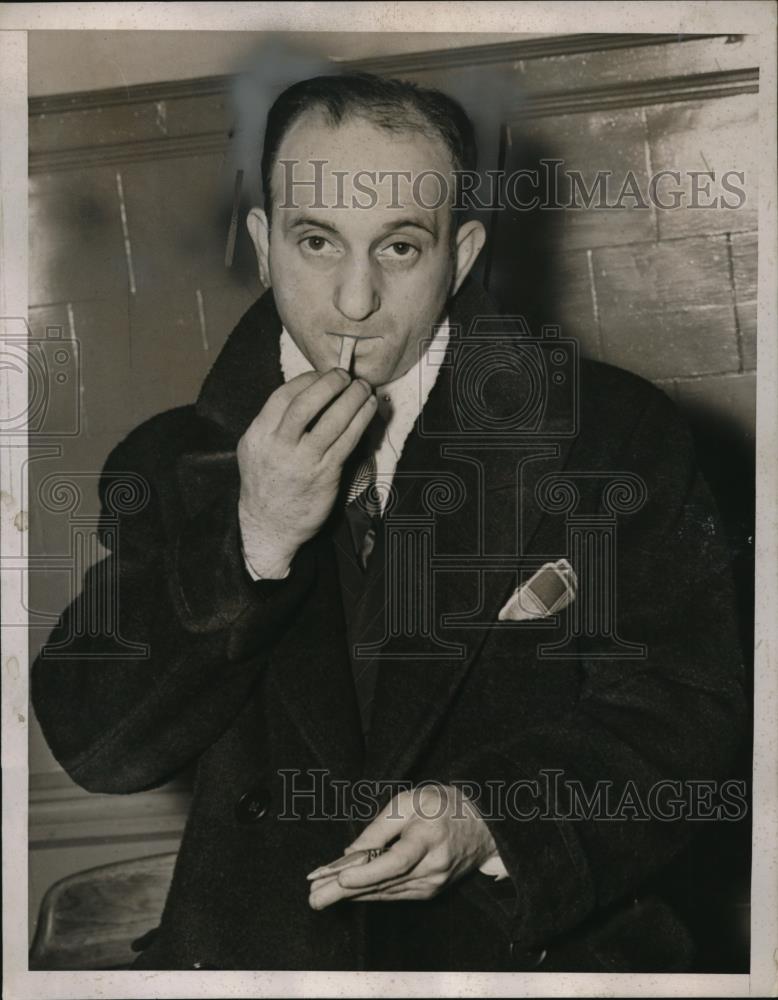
[241,322,508,882]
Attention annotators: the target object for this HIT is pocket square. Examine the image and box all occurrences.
[498,559,577,622]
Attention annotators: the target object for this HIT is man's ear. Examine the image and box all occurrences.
[246,207,271,288]
[451,219,487,297]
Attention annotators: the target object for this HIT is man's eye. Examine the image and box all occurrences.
[303,235,330,252]
[379,242,419,260]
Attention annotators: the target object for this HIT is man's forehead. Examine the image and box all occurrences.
[271,110,456,218]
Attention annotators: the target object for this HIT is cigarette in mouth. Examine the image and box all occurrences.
[338,335,356,374]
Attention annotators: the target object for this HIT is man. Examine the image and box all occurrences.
[32,73,746,972]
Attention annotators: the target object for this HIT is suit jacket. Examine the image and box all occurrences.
[31,280,746,972]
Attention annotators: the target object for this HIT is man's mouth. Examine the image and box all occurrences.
[326,332,382,341]
[327,332,382,372]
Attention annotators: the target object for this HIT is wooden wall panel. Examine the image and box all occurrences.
[549,250,601,359]
[349,33,759,100]
[506,108,657,250]
[28,90,231,156]
[498,34,760,101]
[592,235,739,380]
[646,94,758,239]
[116,154,234,289]
[29,170,129,303]
[25,299,136,445]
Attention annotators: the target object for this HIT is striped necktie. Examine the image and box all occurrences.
[345,452,378,508]
[344,452,380,570]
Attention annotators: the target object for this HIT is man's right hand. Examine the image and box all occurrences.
[237,368,377,578]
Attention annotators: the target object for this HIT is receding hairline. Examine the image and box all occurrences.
[266,105,462,223]
[280,101,460,148]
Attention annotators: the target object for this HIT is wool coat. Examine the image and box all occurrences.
[32,280,746,972]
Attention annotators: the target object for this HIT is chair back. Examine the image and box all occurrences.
[29,852,177,970]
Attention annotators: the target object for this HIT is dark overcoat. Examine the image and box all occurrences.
[32,280,746,972]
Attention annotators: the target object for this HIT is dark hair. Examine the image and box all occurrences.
[260,72,478,223]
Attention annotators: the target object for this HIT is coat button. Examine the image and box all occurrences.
[235,785,271,823]
[509,942,547,968]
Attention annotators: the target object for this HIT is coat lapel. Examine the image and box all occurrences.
[361,282,576,780]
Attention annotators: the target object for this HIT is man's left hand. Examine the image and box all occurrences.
[308,784,497,909]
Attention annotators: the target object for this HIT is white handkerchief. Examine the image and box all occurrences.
[478,851,510,881]
[498,559,577,622]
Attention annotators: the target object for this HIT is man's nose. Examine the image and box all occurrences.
[333,258,380,323]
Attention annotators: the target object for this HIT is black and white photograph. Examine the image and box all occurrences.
[1,3,776,997]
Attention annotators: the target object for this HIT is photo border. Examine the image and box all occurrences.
[2,3,775,998]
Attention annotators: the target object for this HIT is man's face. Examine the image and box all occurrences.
[249,111,484,386]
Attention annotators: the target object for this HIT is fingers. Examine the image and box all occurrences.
[344,881,442,902]
[309,863,444,909]
[254,371,322,431]
[308,863,423,911]
[309,872,402,910]
[244,366,376,470]
[276,369,352,442]
[337,836,425,890]
[307,787,482,911]
[308,831,428,911]
[307,872,339,891]
[307,378,374,452]
[322,393,378,467]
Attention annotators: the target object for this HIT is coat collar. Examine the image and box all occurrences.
[193,279,576,780]
[196,291,285,440]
